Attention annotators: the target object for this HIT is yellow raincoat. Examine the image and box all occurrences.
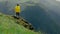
[15,5,21,13]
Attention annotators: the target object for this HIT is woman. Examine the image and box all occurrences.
[15,4,21,17]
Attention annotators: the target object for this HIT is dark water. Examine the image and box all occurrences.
[20,6,60,34]
[0,3,60,34]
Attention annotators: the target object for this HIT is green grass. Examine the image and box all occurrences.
[0,13,40,34]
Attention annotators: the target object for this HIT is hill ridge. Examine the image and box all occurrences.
[0,13,40,34]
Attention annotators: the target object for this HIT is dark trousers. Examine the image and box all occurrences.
[16,12,19,17]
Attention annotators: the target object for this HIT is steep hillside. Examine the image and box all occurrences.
[0,13,40,34]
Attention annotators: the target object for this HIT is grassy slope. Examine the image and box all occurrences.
[0,13,40,34]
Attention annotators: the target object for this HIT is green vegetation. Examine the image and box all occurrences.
[0,13,40,34]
